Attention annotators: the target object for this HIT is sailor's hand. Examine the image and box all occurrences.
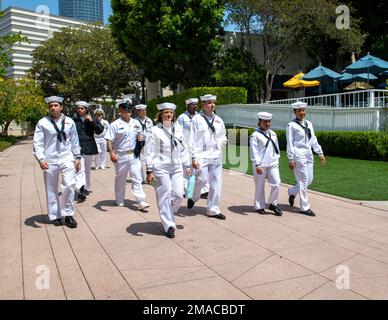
[256,166,263,174]
[288,161,295,170]
[39,160,49,170]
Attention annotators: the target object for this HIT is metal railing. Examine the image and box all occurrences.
[267,89,388,108]
[216,104,388,132]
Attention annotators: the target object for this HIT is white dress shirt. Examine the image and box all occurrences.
[33,114,80,163]
[189,112,227,160]
[286,119,323,161]
[104,118,140,152]
[250,129,280,167]
[145,123,190,170]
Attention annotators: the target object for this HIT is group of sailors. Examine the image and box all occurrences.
[33,95,325,238]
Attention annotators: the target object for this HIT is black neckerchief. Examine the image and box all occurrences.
[293,119,312,139]
[200,112,215,133]
[257,129,279,154]
[137,118,147,132]
[49,116,66,142]
[159,123,183,148]
[185,111,195,121]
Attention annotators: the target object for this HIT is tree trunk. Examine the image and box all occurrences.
[1,121,12,137]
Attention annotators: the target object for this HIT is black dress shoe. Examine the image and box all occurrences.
[300,209,316,217]
[187,199,195,209]
[52,218,62,226]
[255,209,267,214]
[268,204,283,216]
[65,216,77,228]
[77,192,86,202]
[289,195,295,206]
[209,213,226,220]
[165,227,175,238]
[200,192,209,199]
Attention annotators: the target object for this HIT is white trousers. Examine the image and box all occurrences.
[192,158,222,216]
[288,154,314,211]
[43,160,76,221]
[114,152,146,204]
[95,138,107,169]
[154,164,184,233]
[75,155,93,191]
[253,164,281,210]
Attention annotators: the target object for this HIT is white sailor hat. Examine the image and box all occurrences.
[95,108,104,114]
[44,96,64,104]
[75,101,89,108]
[257,112,273,120]
[185,98,199,105]
[156,102,177,111]
[116,98,132,110]
[135,104,147,110]
[291,101,308,109]
[200,94,217,102]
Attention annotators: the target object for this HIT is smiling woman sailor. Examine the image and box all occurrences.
[144,102,191,238]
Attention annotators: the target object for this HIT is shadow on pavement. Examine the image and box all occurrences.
[175,206,208,217]
[93,199,141,212]
[24,214,49,228]
[227,205,254,215]
[126,222,165,237]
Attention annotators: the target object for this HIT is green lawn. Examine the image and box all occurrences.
[223,145,388,200]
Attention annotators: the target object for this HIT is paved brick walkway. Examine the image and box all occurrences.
[1,139,388,300]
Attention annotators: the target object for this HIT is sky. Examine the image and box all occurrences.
[1,1,235,30]
[1,0,113,24]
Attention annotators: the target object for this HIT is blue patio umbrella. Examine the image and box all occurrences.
[345,53,388,82]
[339,72,378,82]
[302,63,342,95]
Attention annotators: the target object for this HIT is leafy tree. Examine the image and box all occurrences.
[0,11,28,78]
[210,47,264,102]
[0,77,46,136]
[346,0,387,59]
[110,0,225,89]
[225,0,364,101]
[29,24,140,102]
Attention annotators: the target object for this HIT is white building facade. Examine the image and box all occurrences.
[0,6,86,79]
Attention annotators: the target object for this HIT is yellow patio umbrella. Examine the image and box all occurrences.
[283,72,320,88]
[343,81,374,90]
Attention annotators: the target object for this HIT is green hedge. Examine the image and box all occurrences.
[228,128,388,161]
[146,86,247,120]
[0,136,24,152]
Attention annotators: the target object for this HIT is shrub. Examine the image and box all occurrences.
[227,128,388,161]
[146,86,247,120]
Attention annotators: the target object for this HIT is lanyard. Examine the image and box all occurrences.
[257,130,279,154]
[49,116,66,142]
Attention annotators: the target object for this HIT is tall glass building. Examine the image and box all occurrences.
[58,0,103,23]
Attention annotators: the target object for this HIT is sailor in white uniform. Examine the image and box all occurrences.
[94,108,109,170]
[144,102,191,238]
[187,94,228,220]
[250,112,282,216]
[176,98,203,196]
[286,101,326,216]
[134,104,153,183]
[33,96,80,228]
[105,100,150,210]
